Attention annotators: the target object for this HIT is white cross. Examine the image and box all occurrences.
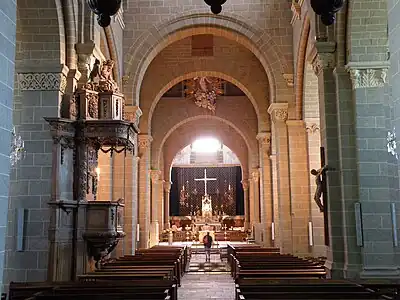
[194,169,217,196]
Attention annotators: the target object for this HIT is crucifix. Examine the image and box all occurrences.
[195,169,217,196]
[310,147,330,246]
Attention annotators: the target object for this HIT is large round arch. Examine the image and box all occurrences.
[151,94,258,169]
[143,62,268,133]
[123,14,293,107]
[160,117,253,181]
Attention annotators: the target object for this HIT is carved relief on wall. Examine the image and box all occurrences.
[18,72,67,93]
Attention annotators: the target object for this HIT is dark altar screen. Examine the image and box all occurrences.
[170,166,244,216]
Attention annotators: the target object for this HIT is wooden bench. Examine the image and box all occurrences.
[10,280,177,300]
[235,278,392,300]
[230,249,327,280]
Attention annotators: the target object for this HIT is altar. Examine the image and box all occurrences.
[199,230,215,243]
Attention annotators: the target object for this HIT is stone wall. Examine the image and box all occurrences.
[0,0,16,290]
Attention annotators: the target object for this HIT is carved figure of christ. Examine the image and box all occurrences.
[195,169,217,196]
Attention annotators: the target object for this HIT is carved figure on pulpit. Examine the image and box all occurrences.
[98,60,119,92]
[202,195,212,218]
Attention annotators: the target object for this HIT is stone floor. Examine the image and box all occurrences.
[178,254,235,300]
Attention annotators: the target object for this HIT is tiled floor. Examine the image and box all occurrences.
[178,254,235,300]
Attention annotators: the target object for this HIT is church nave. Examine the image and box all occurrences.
[179,254,235,300]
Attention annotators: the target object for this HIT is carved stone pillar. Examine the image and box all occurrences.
[241,180,250,230]
[149,170,161,246]
[257,132,273,246]
[137,134,152,248]
[346,62,396,278]
[286,120,311,256]
[268,103,293,254]
[163,181,172,228]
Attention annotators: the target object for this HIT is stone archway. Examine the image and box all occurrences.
[123,14,293,107]
[151,95,258,170]
[162,118,249,181]
[159,116,252,179]
[142,59,268,133]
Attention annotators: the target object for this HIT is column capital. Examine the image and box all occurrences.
[345,61,389,89]
[251,169,260,182]
[138,134,153,149]
[268,103,288,123]
[256,132,271,151]
[241,180,249,191]
[305,121,320,134]
[149,169,162,183]
[163,181,172,192]
[124,105,142,124]
[309,41,336,76]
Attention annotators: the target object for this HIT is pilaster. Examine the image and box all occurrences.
[311,41,346,277]
[305,120,326,258]
[158,179,165,232]
[241,180,250,230]
[137,134,152,248]
[286,120,311,256]
[149,169,161,246]
[269,154,280,247]
[251,169,261,243]
[256,132,273,246]
[268,103,293,254]
[163,181,172,228]
[346,61,397,278]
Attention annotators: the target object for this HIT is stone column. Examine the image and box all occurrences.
[158,179,165,232]
[241,180,250,230]
[251,169,261,242]
[305,121,326,258]
[286,120,311,257]
[257,132,273,246]
[131,156,139,254]
[150,170,161,246]
[0,0,15,287]
[268,103,293,254]
[269,154,280,247]
[310,42,348,277]
[137,134,152,248]
[163,181,172,228]
[346,62,396,277]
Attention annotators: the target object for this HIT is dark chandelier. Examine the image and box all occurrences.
[204,0,227,14]
[310,0,344,26]
[87,0,122,27]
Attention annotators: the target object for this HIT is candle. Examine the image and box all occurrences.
[137,224,140,242]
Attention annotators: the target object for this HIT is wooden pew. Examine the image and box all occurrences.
[231,249,327,280]
[10,280,177,300]
[235,278,392,300]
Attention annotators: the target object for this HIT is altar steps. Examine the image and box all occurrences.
[186,254,230,274]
